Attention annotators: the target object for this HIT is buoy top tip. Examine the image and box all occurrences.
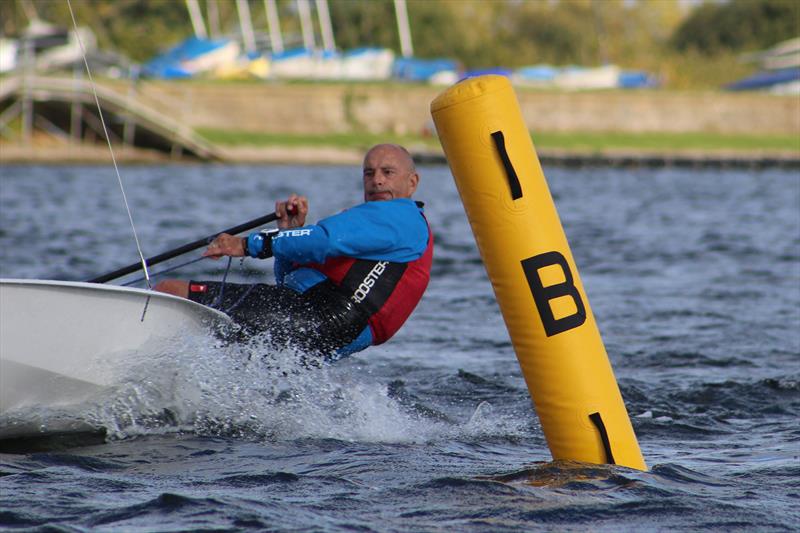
[430,74,512,113]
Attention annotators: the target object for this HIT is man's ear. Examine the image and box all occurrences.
[409,172,420,194]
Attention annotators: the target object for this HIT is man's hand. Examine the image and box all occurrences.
[202,233,245,259]
[276,194,308,229]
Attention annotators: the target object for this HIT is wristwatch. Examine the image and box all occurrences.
[245,228,280,259]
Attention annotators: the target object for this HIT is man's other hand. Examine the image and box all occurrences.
[203,233,245,259]
[276,194,308,229]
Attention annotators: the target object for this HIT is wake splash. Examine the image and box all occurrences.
[78,332,518,444]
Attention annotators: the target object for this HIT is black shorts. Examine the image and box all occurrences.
[188,279,369,356]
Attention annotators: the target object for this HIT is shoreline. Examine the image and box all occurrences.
[3,76,797,169]
[2,143,799,169]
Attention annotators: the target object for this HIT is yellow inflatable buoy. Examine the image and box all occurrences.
[431,75,646,471]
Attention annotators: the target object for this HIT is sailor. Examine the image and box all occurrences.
[155,144,433,360]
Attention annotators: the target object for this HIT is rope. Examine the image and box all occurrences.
[122,256,207,287]
[123,256,247,316]
[66,0,152,289]
[66,2,253,320]
[220,284,257,314]
[211,257,233,309]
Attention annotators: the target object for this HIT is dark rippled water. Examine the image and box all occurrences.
[1,163,798,531]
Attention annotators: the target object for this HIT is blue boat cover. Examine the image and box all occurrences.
[393,57,459,81]
[462,67,513,80]
[142,37,231,79]
[725,68,800,91]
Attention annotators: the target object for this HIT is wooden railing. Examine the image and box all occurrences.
[0,74,222,160]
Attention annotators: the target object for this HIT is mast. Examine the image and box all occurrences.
[185,0,208,39]
[394,0,413,58]
[236,0,257,54]
[19,0,38,22]
[207,0,221,39]
[297,0,316,51]
[315,0,335,53]
[264,0,284,54]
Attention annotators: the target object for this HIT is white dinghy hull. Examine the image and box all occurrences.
[0,279,230,419]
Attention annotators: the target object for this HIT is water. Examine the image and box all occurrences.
[1,163,798,531]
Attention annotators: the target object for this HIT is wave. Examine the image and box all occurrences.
[0,333,534,449]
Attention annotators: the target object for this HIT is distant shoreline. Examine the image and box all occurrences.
[2,142,798,169]
[3,76,797,168]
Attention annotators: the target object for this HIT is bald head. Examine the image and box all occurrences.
[362,144,419,202]
[364,144,416,173]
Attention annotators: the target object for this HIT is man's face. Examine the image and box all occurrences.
[363,145,419,202]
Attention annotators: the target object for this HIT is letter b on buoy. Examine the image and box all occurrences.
[522,251,586,337]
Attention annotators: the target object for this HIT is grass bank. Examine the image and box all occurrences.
[198,128,800,155]
[197,130,437,150]
[530,131,800,153]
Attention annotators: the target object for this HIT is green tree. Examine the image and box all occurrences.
[2,0,194,62]
[328,0,395,50]
[672,0,800,54]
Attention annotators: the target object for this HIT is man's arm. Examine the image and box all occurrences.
[272,199,428,264]
[201,194,308,259]
[206,199,427,272]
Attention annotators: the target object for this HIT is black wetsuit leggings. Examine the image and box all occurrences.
[188,280,369,357]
